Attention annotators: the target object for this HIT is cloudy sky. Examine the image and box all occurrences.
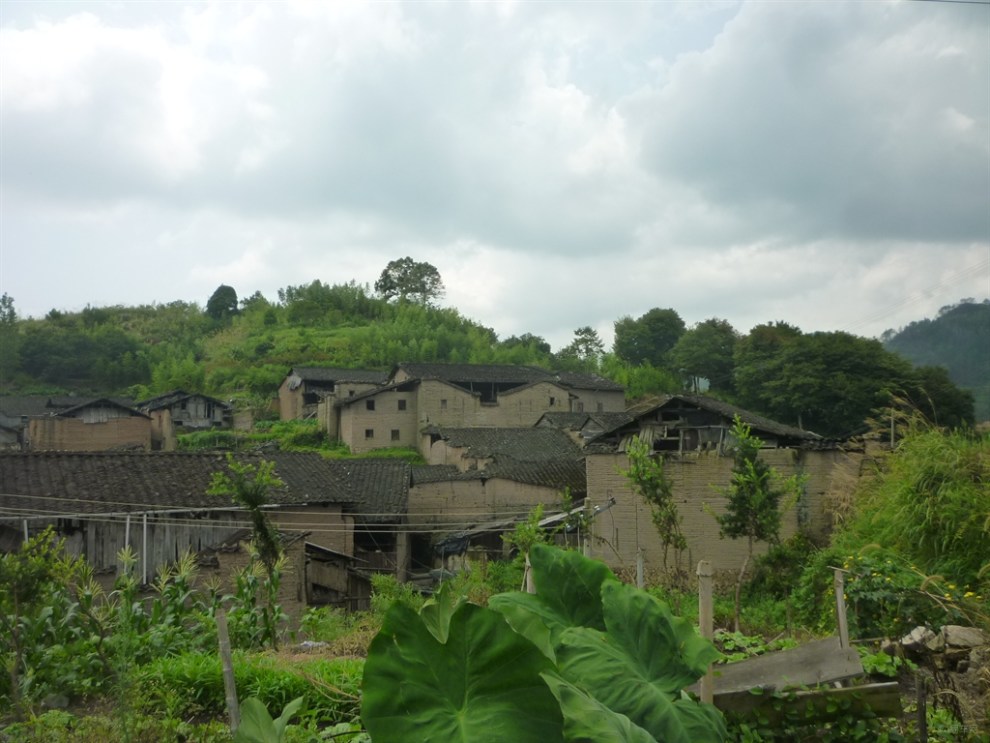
[1,0,987,351]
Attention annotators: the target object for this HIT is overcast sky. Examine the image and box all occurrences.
[1,0,987,351]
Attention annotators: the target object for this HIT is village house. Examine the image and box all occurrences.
[332,363,627,455]
[25,398,152,452]
[0,451,371,617]
[579,395,859,576]
[278,367,389,422]
[0,395,138,450]
[136,389,232,450]
[406,426,587,573]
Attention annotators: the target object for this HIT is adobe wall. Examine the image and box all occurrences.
[585,448,861,576]
[568,389,627,413]
[338,388,418,454]
[270,505,353,556]
[416,380,571,429]
[408,477,562,526]
[27,416,151,451]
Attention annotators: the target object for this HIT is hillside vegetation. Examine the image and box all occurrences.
[0,279,985,435]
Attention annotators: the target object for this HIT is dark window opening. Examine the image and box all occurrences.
[391,429,400,441]
[366,399,375,411]
[365,429,374,439]
[549,397,556,406]
[440,399,447,410]
[398,399,407,411]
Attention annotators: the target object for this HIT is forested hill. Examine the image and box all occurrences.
[883,300,990,422]
[0,280,985,436]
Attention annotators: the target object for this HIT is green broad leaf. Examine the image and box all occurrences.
[541,672,658,743]
[600,581,722,689]
[272,696,304,740]
[529,543,615,632]
[488,591,558,660]
[552,581,726,743]
[419,581,466,643]
[555,626,725,743]
[361,601,564,743]
[234,697,276,743]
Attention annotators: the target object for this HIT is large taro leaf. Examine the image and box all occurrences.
[554,581,726,743]
[490,544,616,657]
[361,600,564,743]
[529,543,615,631]
[419,580,466,643]
[541,672,658,743]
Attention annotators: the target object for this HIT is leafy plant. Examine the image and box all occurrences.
[362,544,726,743]
[235,696,305,743]
[620,436,686,572]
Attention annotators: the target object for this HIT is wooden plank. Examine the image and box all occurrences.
[689,637,863,697]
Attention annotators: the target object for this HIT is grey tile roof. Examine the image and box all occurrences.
[0,451,355,518]
[394,363,552,385]
[549,371,626,392]
[137,390,230,412]
[592,394,824,444]
[326,459,410,522]
[393,363,627,395]
[0,396,136,418]
[410,460,585,494]
[434,427,584,462]
[58,398,149,419]
[291,367,389,384]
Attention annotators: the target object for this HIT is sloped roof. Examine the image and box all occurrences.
[549,371,625,392]
[326,459,410,523]
[0,451,355,518]
[290,367,389,384]
[392,363,627,395]
[592,394,823,445]
[394,363,551,385]
[137,389,230,412]
[433,427,584,462]
[58,398,149,419]
[537,411,636,433]
[0,396,136,418]
[411,459,585,494]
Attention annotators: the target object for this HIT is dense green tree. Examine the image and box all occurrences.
[374,257,445,305]
[613,308,685,368]
[0,293,19,382]
[205,284,239,322]
[554,326,605,372]
[669,318,738,393]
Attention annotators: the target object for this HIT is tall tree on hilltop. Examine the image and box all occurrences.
[375,257,445,305]
[206,284,239,322]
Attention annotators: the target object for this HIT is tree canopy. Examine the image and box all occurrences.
[669,318,738,393]
[374,257,445,305]
[206,284,239,321]
[613,308,685,368]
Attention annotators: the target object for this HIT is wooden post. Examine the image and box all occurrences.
[524,553,535,594]
[636,549,644,589]
[216,608,240,733]
[697,560,714,705]
[142,513,148,585]
[917,673,928,742]
[833,569,849,649]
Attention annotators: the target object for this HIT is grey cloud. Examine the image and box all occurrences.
[638,2,990,245]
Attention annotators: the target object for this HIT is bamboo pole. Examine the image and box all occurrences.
[697,560,714,705]
[216,609,240,733]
